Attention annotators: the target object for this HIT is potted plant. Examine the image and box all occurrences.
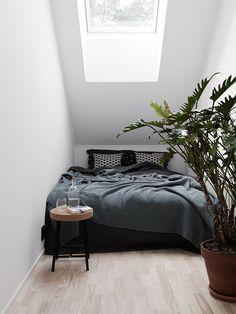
[118,73,236,301]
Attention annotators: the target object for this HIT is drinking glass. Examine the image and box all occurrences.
[56,198,67,211]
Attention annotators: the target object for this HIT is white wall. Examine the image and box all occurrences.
[50,0,221,145]
[200,0,236,106]
[0,1,73,312]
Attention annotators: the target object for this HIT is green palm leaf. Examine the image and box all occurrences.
[151,101,172,119]
[180,73,219,112]
[215,95,236,116]
[118,119,164,138]
[117,119,146,137]
[210,75,236,102]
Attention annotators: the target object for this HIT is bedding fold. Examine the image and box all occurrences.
[46,163,216,248]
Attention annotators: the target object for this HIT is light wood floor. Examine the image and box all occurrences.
[6,249,236,314]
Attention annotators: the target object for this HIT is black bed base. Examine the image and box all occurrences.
[44,221,199,255]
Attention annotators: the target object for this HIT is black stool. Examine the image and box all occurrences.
[50,208,93,272]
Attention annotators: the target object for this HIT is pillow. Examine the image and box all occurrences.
[87,149,135,169]
[122,150,136,166]
[134,151,169,168]
[93,153,122,168]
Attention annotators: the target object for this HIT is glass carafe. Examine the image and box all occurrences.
[68,177,79,207]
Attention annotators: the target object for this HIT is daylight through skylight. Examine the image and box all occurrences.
[85,0,159,33]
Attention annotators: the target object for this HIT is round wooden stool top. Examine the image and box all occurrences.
[50,208,93,222]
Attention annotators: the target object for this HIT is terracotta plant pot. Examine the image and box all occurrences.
[201,239,236,302]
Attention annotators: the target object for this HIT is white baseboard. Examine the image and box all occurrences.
[2,249,44,314]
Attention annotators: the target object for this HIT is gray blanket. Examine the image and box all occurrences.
[46,163,215,248]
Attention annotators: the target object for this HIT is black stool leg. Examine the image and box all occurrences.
[51,221,61,272]
[83,220,89,271]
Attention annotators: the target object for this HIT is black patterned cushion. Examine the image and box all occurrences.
[93,153,122,168]
[87,149,136,169]
[134,151,167,167]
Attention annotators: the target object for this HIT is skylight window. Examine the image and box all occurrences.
[77,0,168,82]
[85,0,159,33]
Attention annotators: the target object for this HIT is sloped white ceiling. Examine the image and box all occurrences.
[49,0,221,145]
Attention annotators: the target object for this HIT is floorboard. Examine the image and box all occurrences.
[6,249,236,314]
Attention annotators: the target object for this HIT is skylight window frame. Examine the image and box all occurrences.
[85,0,160,33]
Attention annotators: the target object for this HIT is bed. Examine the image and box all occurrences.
[44,150,215,254]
